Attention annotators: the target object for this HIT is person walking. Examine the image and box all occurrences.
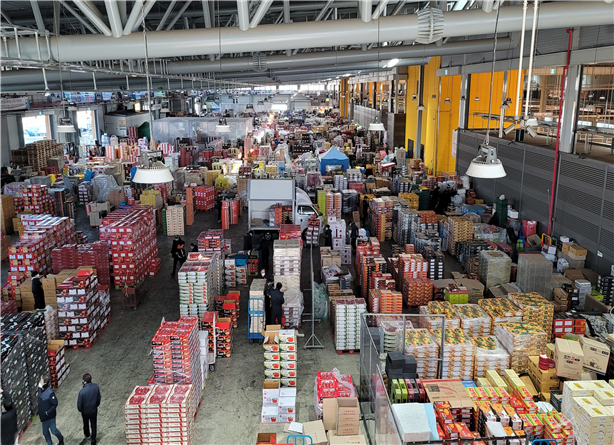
[349,221,358,252]
[32,271,45,310]
[171,243,187,277]
[37,376,64,445]
[260,232,272,273]
[170,235,183,257]
[77,373,101,445]
[268,283,285,325]
[1,389,18,445]
[216,194,223,224]
[263,274,274,325]
[323,225,332,248]
[243,230,253,253]
[362,197,369,227]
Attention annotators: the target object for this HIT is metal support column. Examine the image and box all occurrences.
[304,246,323,349]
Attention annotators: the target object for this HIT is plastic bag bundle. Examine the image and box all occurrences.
[312,282,329,321]
[282,288,304,329]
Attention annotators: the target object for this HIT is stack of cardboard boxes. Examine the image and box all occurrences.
[262,325,297,387]
[47,340,70,388]
[321,247,341,268]
[527,356,560,402]
[322,397,365,444]
[261,380,296,424]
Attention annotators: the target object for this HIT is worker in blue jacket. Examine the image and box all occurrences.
[77,373,101,445]
[37,376,64,445]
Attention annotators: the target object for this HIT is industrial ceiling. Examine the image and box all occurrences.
[1,1,613,92]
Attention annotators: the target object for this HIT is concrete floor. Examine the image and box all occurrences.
[6,203,465,445]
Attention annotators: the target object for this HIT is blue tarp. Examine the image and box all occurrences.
[319,146,349,175]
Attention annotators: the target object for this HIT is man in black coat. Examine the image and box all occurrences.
[323,225,332,248]
[349,221,359,252]
[38,376,64,445]
[77,373,101,445]
[1,389,18,445]
[170,235,183,257]
[171,243,187,277]
[243,230,253,253]
[268,283,285,325]
[32,271,45,310]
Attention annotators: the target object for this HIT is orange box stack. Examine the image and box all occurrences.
[184,187,195,225]
[355,237,380,281]
[22,184,55,214]
[403,278,434,307]
[194,185,215,211]
[378,290,403,313]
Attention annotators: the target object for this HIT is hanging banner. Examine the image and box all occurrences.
[451,129,458,159]
[1,97,30,111]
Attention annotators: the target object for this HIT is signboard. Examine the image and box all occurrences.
[1,97,29,111]
[451,129,458,159]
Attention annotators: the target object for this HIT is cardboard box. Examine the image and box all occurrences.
[555,338,584,380]
[579,337,610,374]
[327,431,367,444]
[568,244,588,257]
[519,376,539,400]
[423,379,474,408]
[262,380,280,405]
[322,398,337,431]
[261,405,279,424]
[302,420,328,445]
[336,397,360,436]
[256,433,277,445]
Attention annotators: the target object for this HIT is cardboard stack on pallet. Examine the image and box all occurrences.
[1,194,15,234]
[26,139,64,172]
[47,340,70,388]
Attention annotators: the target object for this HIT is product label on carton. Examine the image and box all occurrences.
[261,405,279,424]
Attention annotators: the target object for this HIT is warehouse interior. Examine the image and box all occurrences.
[1,1,614,445]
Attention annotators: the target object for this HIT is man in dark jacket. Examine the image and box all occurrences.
[323,225,332,248]
[189,243,198,253]
[243,230,253,253]
[1,389,18,445]
[170,235,183,257]
[32,271,45,310]
[38,376,64,445]
[171,243,187,277]
[77,373,101,445]
[268,283,285,325]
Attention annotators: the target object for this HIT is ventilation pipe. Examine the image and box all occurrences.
[2,2,612,62]
[360,0,373,22]
[237,0,250,31]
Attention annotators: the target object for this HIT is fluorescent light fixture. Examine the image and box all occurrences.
[215,118,231,133]
[387,58,400,68]
[444,97,451,104]
[57,117,76,133]
[133,163,174,184]
[599,96,605,100]
[526,126,537,138]
[417,104,426,111]
[134,102,141,112]
[474,96,480,101]
[500,101,510,110]
[466,143,506,178]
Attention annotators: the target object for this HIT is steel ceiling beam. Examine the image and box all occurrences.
[155,0,178,31]
[72,0,112,36]
[165,0,193,31]
[30,1,46,33]
[104,0,123,38]
[249,0,273,28]
[237,0,250,31]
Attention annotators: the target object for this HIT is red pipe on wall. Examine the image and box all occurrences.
[547,28,573,236]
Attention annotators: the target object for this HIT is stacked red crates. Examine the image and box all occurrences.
[56,271,111,348]
[216,318,233,358]
[125,384,196,445]
[51,241,110,285]
[22,184,56,214]
[197,229,223,251]
[151,317,203,413]
[99,205,158,288]
[193,185,215,211]
[378,290,403,314]
[12,196,24,213]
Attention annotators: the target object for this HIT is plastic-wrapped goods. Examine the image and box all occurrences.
[341,189,359,214]
[430,328,475,380]
[454,304,491,337]
[478,298,522,332]
[517,253,553,299]
[419,301,461,330]
[401,329,440,379]
[471,336,510,378]
[574,279,591,310]
[312,282,329,321]
[334,298,366,351]
[282,288,304,329]
[378,319,409,353]
[494,322,547,374]
[507,292,554,338]
[478,250,512,289]
[0,333,32,432]
[273,239,302,277]
[333,174,348,191]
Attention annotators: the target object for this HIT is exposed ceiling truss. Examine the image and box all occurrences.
[1,1,613,92]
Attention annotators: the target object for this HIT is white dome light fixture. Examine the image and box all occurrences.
[215,118,231,133]
[133,162,174,184]
[466,143,506,179]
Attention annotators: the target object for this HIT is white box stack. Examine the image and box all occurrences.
[224,258,236,288]
[166,204,186,236]
[273,240,301,276]
[334,298,367,351]
[177,252,221,313]
[339,246,352,265]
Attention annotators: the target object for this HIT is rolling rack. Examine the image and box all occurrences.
[248,293,265,344]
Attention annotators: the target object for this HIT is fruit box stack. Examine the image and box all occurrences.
[1,311,49,421]
[333,298,366,352]
[430,328,475,381]
[314,370,356,419]
[150,317,203,408]
[197,229,223,252]
[22,184,55,214]
[178,252,221,314]
[56,271,111,348]
[494,322,547,374]
[51,241,111,285]
[263,325,298,388]
[165,204,186,236]
[99,205,158,287]
[215,317,233,358]
[47,340,70,388]
[261,380,297,424]
[125,384,196,445]
[193,185,215,211]
[0,332,32,432]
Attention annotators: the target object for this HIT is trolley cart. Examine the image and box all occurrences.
[201,312,217,372]
[248,296,265,344]
[121,286,146,310]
